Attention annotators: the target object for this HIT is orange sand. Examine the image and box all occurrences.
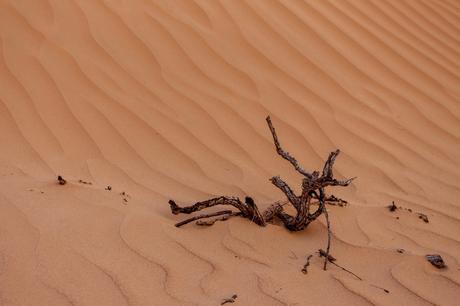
[1,0,460,305]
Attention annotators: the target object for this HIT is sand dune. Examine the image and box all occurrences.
[1,0,460,305]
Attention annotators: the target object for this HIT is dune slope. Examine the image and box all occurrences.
[1,0,460,305]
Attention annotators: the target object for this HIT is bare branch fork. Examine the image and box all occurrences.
[168,116,356,270]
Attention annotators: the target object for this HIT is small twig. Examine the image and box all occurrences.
[318,249,336,262]
[175,210,233,227]
[323,204,331,270]
[302,255,313,274]
[370,284,390,293]
[331,261,362,281]
[319,251,389,293]
[318,249,362,280]
[324,195,348,206]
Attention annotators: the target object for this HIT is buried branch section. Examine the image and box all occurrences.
[168,116,355,269]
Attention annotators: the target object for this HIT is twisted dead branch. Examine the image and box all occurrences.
[168,116,355,270]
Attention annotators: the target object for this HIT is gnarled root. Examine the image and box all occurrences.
[167,116,356,270]
[169,196,265,226]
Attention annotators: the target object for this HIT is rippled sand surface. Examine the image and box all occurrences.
[1,1,460,305]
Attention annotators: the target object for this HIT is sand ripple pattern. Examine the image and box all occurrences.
[0,0,459,305]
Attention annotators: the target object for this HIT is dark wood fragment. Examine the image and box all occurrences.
[221,294,238,305]
[57,175,66,185]
[418,213,429,223]
[426,254,446,268]
[78,179,92,185]
[318,249,362,280]
[302,255,313,274]
[388,201,397,212]
[325,195,348,206]
[318,249,336,262]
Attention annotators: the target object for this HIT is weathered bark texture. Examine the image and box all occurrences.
[168,116,355,270]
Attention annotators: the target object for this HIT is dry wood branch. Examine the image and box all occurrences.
[196,212,242,226]
[323,203,331,271]
[169,197,244,215]
[318,249,336,262]
[270,176,300,210]
[322,150,339,178]
[325,195,348,206]
[262,201,286,223]
[307,190,326,222]
[168,116,356,272]
[318,249,362,280]
[266,116,314,179]
[175,210,234,227]
[170,196,265,226]
[318,250,389,293]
